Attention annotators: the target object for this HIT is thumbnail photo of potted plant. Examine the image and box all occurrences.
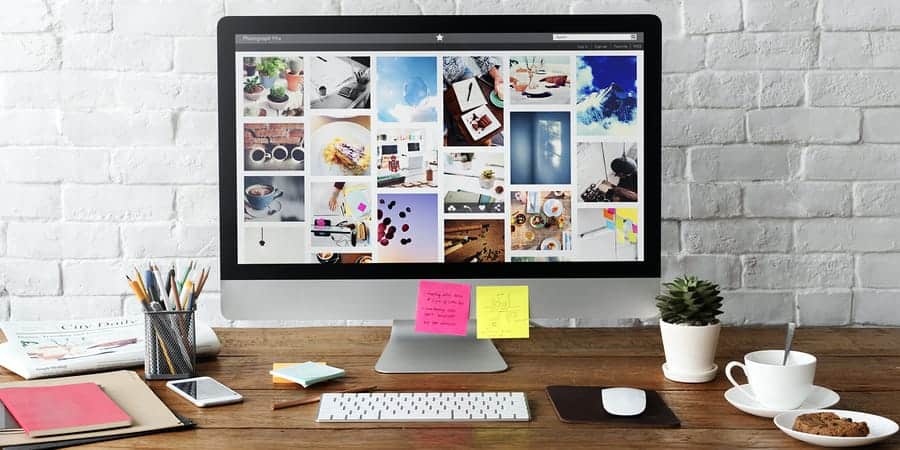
[656,275,724,383]
[244,76,264,101]
[480,169,495,189]
[244,57,257,77]
[286,58,303,92]
[258,57,286,89]
[267,85,290,111]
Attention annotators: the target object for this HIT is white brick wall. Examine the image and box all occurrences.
[1,1,898,327]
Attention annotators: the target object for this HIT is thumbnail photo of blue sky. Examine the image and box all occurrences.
[575,56,638,137]
[376,56,439,123]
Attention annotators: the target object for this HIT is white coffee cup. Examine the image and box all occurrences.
[725,350,816,410]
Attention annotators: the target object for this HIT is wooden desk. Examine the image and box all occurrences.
[5,327,898,449]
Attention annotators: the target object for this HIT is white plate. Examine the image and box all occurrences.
[311,121,370,176]
[543,198,563,217]
[774,409,899,447]
[539,237,560,251]
[725,385,840,418]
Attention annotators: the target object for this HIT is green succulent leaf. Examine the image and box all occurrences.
[655,275,725,326]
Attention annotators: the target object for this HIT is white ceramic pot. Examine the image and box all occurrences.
[660,320,720,382]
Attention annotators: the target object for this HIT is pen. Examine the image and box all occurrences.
[145,269,158,305]
[466,79,473,101]
[152,264,169,310]
[180,281,193,311]
[272,385,378,410]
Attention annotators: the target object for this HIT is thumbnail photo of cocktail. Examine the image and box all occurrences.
[243,123,304,171]
[442,56,504,146]
[309,115,371,176]
[509,191,572,251]
[242,56,304,118]
[577,142,639,203]
[243,175,305,222]
[310,56,371,109]
[509,55,572,105]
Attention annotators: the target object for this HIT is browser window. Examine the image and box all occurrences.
[234,32,645,265]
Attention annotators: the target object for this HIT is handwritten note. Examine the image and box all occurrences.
[415,281,471,336]
[476,286,530,339]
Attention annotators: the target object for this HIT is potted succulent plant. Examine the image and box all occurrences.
[656,275,724,383]
[243,76,264,101]
[479,169,495,189]
[267,85,290,111]
[258,57,286,89]
[285,58,303,92]
[243,57,258,77]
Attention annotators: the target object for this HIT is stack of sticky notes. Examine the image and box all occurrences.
[269,362,345,388]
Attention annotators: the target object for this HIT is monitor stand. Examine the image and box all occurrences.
[375,320,507,373]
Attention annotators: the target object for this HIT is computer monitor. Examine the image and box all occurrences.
[218,15,661,373]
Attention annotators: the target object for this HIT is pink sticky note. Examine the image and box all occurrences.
[357,202,367,212]
[415,280,471,336]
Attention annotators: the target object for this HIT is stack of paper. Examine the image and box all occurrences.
[269,362,345,388]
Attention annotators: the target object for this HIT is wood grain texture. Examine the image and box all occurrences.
[1,327,898,449]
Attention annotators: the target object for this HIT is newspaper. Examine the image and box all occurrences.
[0,316,221,380]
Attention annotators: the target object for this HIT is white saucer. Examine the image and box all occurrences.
[661,363,717,383]
[774,409,898,447]
[725,385,840,418]
[245,200,282,219]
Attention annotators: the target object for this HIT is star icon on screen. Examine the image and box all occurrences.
[436,34,444,42]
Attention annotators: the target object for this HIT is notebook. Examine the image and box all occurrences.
[269,361,345,388]
[0,383,131,437]
[452,77,488,112]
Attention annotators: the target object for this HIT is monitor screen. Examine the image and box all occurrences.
[224,19,658,278]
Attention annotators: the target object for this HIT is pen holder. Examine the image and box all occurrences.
[144,309,196,380]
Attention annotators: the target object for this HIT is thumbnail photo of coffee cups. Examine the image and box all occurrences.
[574,207,638,261]
[309,115,372,176]
[310,56,371,109]
[376,56,439,123]
[575,55,638,136]
[577,142,639,203]
[376,193,439,262]
[243,123,304,171]
[508,55,572,105]
[309,181,372,249]
[243,175,305,222]
[376,127,439,188]
[242,226,307,264]
[442,152,505,214]
[444,219,505,263]
[242,56,304,118]
[442,56,504,147]
[510,191,572,251]
[510,111,571,185]
[313,252,373,264]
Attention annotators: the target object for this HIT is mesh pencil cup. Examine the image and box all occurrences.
[144,309,197,380]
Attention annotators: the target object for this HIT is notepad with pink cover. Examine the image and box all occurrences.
[0,383,131,437]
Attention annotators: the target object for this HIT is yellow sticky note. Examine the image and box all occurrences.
[476,286,530,339]
[272,362,326,384]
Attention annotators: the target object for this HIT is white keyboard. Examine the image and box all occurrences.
[316,392,530,422]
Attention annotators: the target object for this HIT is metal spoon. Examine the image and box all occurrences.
[782,322,797,365]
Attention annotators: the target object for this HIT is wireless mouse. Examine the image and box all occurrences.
[601,387,646,416]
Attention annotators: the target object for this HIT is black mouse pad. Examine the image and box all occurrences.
[546,385,680,427]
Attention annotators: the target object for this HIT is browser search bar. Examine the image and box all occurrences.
[552,33,637,41]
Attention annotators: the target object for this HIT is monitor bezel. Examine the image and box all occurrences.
[218,15,662,280]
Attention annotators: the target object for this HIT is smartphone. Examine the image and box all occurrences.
[166,376,243,407]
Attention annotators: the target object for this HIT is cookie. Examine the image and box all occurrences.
[793,412,870,437]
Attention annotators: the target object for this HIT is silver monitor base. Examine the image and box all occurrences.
[375,320,508,373]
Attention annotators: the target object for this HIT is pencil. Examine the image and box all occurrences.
[154,333,176,375]
[133,268,148,300]
[272,385,378,410]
